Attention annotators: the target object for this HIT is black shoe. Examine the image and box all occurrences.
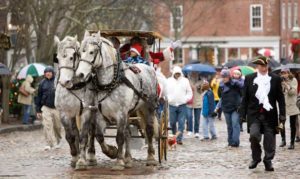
[295,137,300,142]
[249,160,261,169]
[177,141,183,145]
[279,141,286,147]
[264,161,274,171]
[288,144,295,150]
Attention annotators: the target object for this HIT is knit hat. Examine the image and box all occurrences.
[252,56,269,65]
[130,43,142,56]
[281,68,290,73]
[220,69,231,78]
[44,66,54,73]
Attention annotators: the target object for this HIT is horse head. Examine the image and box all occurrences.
[54,35,80,88]
[75,30,116,83]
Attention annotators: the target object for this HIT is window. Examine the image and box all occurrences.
[282,44,286,58]
[250,4,263,31]
[282,3,286,30]
[294,2,298,26]
[288,3,292,28]
[170,5,183,31]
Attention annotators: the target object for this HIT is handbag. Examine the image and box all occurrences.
[19,85,29,97]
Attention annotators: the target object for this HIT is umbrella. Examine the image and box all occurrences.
[182,63,216,75]
[248,59,280,69]
[17,63,46,79]
[273,63,300,73]
[0,63,11,75]
[224,60,248,68]
[230,66,256,76]
[258,48,275,57]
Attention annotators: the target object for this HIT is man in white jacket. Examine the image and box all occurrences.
[167,66,193,144]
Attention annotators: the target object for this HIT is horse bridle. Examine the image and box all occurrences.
[58,47,80,72]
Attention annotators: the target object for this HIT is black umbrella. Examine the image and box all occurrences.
[0,63,11,75]
[224,60,247,68]
[272,63,300,73]
[248,59,280,69]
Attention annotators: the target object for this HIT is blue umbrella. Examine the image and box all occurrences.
[182,63,216,75]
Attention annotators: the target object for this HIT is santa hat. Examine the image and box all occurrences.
[130,43,142,56]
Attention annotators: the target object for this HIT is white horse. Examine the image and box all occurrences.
[73,31,159,169]
[54,35,118,170]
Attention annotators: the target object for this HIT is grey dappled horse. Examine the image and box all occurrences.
[73,31,159,170]
[54,35,117,170]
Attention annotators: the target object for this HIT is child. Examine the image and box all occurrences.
[201,81,217,141]
[124,43,149,65]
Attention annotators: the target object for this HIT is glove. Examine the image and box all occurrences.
[211,112,217,118]
[170,40,182,49]
[279,115,286,123]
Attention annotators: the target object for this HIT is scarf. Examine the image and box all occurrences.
[253,72,273,111]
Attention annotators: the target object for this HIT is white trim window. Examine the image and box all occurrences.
[294,2,298,26]
[281,3,286,30]
[250,4,263,31]
[288,2,292,28]
[170,5,183,31]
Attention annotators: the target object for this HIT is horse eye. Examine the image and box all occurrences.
[90,51,94,55]
[70,57,73,61]
[63,55,67,58]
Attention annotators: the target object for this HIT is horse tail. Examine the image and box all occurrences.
[76,114,81,131]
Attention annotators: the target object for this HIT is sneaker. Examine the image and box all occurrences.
[44,146,51,151]
[211,136,217,140]
[186,131,193,137]
[54,141,62,149]
[295,137,300,142]
[194,133,200,138]
[200,137,210,141]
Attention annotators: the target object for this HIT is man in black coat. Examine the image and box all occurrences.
[239,56,286,172]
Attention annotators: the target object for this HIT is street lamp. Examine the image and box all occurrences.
[291,22,300,63]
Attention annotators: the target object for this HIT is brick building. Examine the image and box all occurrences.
[153,0,300,75]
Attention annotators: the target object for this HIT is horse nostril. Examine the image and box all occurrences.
[78,73,84,78]
[66,80,70,84]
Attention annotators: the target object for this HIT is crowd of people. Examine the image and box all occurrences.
[165,55,300,171]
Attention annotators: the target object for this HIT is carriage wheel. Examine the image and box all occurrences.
[158,101,168,163]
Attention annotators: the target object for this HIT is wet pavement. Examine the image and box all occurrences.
[1,119,300,178]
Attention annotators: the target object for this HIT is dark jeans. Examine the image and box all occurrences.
[22,104,32,124]
[249,115,276,163]
[280,115,298,144]
[224,111,240,146]
[169,104,186,142]
[215,100,222,119]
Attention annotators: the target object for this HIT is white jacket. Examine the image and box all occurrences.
[167,66,192,106]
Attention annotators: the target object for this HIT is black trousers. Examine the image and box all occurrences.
[249,116,276,163]
[280,115,298,144]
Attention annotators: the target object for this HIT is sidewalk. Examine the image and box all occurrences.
[0,118,42,134]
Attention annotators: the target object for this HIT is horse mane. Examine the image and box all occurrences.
[57,36,80,55]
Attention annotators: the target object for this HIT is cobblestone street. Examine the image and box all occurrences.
[1,119,300,179]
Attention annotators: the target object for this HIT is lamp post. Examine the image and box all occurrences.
[291,22,300,63]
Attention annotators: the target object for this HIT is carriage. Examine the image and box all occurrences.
[90,30,169,164]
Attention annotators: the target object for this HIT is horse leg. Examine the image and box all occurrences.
[61,117,79,168]
[112,117,127,171]
[86,116,97,166]
[145,110,158,166]
[75,111,91,170]
[95,115,118,159]
[124,125,133,168]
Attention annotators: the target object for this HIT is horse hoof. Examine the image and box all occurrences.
[87,159,97,166]
[146,160,158,166]
[105,145,118,159]
[125,161,133,168]
[75,159,87,170]
[111,165,125,171]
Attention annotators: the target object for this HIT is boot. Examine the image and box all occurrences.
[249,160,261,169]
[279,140,286,147]
[263,161,274,171]
[288,143,295,150]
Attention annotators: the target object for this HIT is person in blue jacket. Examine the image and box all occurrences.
[201,81,217,141]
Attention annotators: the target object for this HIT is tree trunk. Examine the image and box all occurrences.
[1,76,10,123]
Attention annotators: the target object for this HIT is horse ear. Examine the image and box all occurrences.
[97,31,101,37]
[74,35,78,41]
[84,30,90,38]
[54,36,60,45]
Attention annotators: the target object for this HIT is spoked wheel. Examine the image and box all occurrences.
[158,101,168,163]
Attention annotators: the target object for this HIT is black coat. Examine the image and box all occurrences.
[239,72,285,134]
[35,77,56,112]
